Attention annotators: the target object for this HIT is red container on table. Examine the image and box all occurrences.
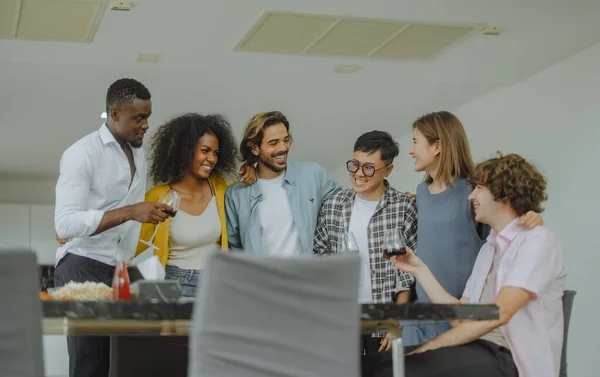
[112,260,131,301]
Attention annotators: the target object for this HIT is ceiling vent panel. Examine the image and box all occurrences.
[1,0,107,42]
[0,0,22,38]
[371,24,474,60]
[237,13,336,54]
[235,11,485,61]
[306,20,407,57]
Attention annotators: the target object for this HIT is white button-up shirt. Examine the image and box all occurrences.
[54,124,147,266]
[463,218,567,377]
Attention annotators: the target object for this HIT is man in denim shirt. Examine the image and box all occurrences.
[225,111,341,256]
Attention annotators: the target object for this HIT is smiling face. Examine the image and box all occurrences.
[109,98,152,148]
[408,127,439,174]
[252,123,291,175]
[188,132,219,179]
[349,149,393,199]
[468,184,503,224]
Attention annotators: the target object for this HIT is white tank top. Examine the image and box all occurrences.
[167,196,221,270]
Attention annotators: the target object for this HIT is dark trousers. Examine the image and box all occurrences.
[361,339,518,377]
[362,335,384,355]
[54,254,115,377]
[109,336,189,377]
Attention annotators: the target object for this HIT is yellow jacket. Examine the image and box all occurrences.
[135,174,230,267]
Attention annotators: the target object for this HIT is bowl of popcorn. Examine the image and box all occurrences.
[45,281,114,301]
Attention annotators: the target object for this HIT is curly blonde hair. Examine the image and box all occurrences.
[471,153,548,216]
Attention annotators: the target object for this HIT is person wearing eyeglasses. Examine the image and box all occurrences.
[313,130,418,355]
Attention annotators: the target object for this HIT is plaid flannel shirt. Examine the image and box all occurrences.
[313,184,418,304]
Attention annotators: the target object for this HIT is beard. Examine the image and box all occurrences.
[259,151,288,173]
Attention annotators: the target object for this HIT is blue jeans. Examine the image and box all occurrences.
[164,265,202,298]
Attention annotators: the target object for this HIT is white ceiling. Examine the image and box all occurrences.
[1,0,600,178]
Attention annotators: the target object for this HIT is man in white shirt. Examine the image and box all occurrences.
[54,78,173,377]
[363,153,566,377]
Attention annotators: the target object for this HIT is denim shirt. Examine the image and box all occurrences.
[225,162,341,255]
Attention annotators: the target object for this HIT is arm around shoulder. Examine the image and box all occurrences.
[313,199,334,255]
[316,163,342,202]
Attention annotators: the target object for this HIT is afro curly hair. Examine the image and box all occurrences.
[148,113,239,184]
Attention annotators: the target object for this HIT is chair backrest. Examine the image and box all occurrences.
[0,249,45,377]
[188,252,361,377]
[560,290,576,377]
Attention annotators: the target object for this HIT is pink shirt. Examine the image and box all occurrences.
[463,218,567,377]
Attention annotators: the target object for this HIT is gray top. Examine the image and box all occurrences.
[415,178,490,301]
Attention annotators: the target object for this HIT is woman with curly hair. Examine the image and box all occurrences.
[135,113,255,297]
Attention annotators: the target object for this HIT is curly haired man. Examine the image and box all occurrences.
[364,153,567,377]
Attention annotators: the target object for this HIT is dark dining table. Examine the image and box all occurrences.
[42,300,499,377]
[42,299,498,335]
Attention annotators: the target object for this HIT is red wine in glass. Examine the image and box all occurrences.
[383,229,407,257]
[383,246,407,257]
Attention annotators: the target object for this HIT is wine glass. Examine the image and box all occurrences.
[339,231,359,253]
[382,229,407,258]
[160,189,181,216]
[138,189,181,251]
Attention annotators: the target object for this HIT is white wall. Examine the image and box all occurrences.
[330,42,600,376]
[0,177,56,204]
[453,43,600,377]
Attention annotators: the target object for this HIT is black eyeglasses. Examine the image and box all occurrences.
[346,160,386,177]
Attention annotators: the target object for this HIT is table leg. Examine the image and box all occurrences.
[392,337,405,377]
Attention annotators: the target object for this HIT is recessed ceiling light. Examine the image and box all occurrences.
[111,2,134,11]
[333,65,362,74]
[136,53,161,63]
[482,27,502,35]
[100,112,107,119]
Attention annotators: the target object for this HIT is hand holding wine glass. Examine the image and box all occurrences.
[138,189,181,251]
[128,202,174,224]
[158,188,181,217]
[385,246,423,276]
